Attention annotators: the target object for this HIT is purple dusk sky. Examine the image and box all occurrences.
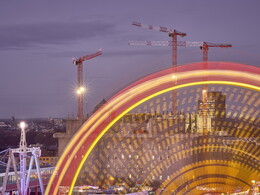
[0,1,259,119]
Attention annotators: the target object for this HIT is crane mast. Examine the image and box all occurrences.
[132,21,186,66]
[73,49,102,119]
[200,42,232,132]
[132,21,186,115]
[129,39,232,133]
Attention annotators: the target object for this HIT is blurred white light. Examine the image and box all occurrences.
[20,121,26,129]
[79,86,85,92]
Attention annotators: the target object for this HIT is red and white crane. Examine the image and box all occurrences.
[129,39,232,132]
[132,21,186,66]
[132,22,186,115]
[128,40,232,61]
[73,49,102,119]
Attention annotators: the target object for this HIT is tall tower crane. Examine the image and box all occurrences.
[132,22,186,115]
[132,21,186,66]
[128,40,232,61]
[200,42,232,132]
[129,40,232,132]
[200,42,232,62]
[73,49,102,119]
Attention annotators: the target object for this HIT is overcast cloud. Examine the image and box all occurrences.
[0,1,259,118]
[0,21,116,50]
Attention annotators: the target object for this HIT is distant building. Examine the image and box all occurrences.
[54,118,85,157]
[39,156,59,166]
[77,110,249,188]
[75,92,233,188]
[197,91,226,133]
[92,99,107,114]
[0,122,10,129]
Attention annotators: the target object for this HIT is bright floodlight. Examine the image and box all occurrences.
[252,180,256,184]
[79,86,85,92]
[20,121,26,129]
[76,86,86,95]
[76,89,81,95]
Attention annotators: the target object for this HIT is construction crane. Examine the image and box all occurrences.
[128,40,232,61]
[200,42,232,132]
[73,49,102,119]
[200,42,232,62]
[129,40,232,132]
[132,21,186,66]
[132,22,186,115]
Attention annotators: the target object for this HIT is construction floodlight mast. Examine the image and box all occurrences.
[73,49,102,119]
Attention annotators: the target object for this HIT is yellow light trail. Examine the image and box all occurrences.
[45,67,260,195]
[69,81,259,195]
